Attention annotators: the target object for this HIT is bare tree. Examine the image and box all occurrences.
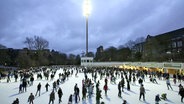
[24,36,49,50]
[33,36,49,50]
[24,37,34,49]
[124,40,136,49]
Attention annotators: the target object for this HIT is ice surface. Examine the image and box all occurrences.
[0,68,183,104]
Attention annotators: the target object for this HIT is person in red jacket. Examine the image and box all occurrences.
[103,84,108,95]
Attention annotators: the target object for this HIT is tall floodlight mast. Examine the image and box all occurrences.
[83,0,91,56]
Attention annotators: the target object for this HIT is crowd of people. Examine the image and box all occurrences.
[0,65,184,104]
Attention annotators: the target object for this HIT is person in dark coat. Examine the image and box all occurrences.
[12,98,19,104]
[118,81,121,97]
[22,78,27,92]
[104,78,108,85]
[96,90,102,104]
[30,76,34,86]
[58,87,63,103]
[127,80,130,91]
[68,94,73,104]
[45,83,50,92]
[19,84,23,93]
[121,78,125,92]
[28,93,34,104]
[138,78,143,85]
[179,86,184,102]
[49,91,55,104]
[155,94,161,104]
[35,83,41,96]
[82,85,87,100]
[53,81,57,91]
[74,86,80,103]
[122,100,127,104]
[14,74,18,82]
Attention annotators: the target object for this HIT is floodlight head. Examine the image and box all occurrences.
[83,0,91,17]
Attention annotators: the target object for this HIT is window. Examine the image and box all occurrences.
[172,42,176,48]
[177,41,182,47]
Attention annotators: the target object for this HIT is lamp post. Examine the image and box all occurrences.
[83,0,91,57]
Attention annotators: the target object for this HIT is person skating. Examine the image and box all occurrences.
[82,84,87,100]
[179,86,184,102]
[103,84,108,95]
[152,77,158,84]
[30,76,34,86]
[127,80,130,91]
[19,83,23,93]
[96,90,102,104]
[14,73,18,82]
[155,94,161,104]
[74,86,80,103]
[22,78,27,92]
[49,90,55,104]
[104,77,108,85]
[121,78,125,92]
[45,83,50,92]
[58,87,63,103]
[139,84,145,101]
[68,94,73,104]
[122,100,127,104]
[160,93,167,100]
[35,83,41,96]
[166,78,173,90]
[118,81,122,97]
[12,98,19,104]
[53,81,57,91]
[138,78,143,85]
[28,93,34,104]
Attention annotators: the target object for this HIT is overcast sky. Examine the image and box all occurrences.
[0,0,184,54]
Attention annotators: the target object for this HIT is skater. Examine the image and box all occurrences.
[127,80,130,91]
[22,78,27,92]
[103,84,108,95]
[74,86,80,103]
[12,98,19,104]
[155,94,161,104]
[68,94,73,104]
[118,81,122,97]
[178,84,183,95]
[179,86,184,102]
[152,77,158,84]
[121,78,125,92]
[166,78,173,90]
[139,84,145,101]
[28,93,34,104]
[58,87,63,103]
[138,78,143,85]
[30,76,34,86]
[14,74,18,82]
[19,83,23,93]
[122,100,127,104]
[105,77,108,85]
[49,90,55,104]
[82,85,87,100]
[35,83,41,96]
[53,81,57,91]
[160,93,167,100]
[45,83,50,92]
[96,90,102,104]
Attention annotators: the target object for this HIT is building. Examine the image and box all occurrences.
[133,27,184,62]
